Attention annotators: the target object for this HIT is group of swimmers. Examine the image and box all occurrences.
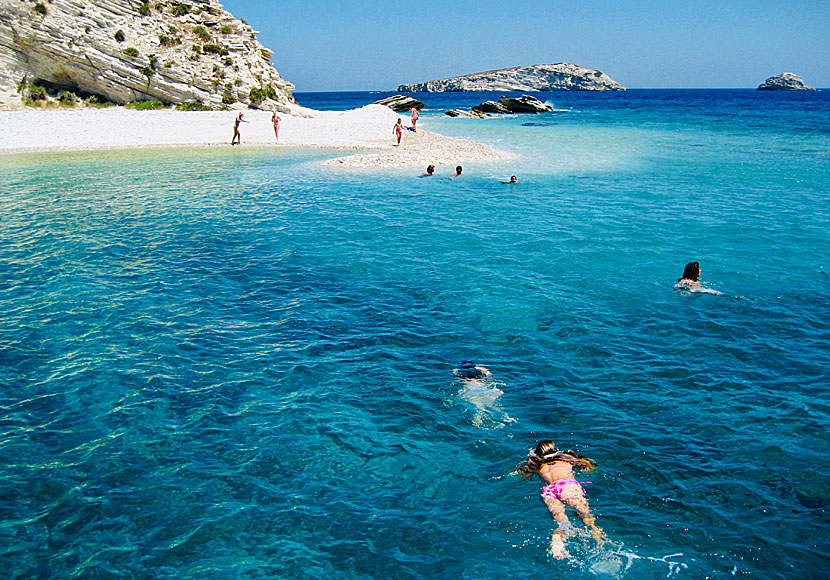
[418,164,519,183]
[230,112,281,146]
[458,261,718,560]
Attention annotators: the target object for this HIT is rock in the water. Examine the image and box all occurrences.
[444,109,486,118]
[398,63,625,92]
[757,73,815,91]
[374,94,425,111]
[472,100,513,114]
[497,95,552,113]
[468,95,552,116]
[0,0,296,110]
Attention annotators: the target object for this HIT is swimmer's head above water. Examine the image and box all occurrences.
[680,261,701,281]
[454,360,491,379]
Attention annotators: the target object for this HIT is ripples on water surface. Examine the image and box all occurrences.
[1,91,828,579]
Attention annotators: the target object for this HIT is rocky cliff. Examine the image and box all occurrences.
[397,63,625,92]
[0,0,296,109]
[757,73,815,91]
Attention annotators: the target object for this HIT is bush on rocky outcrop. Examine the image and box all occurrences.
[114,30,125,42]
[126,100,167,110]
[26,84,47,103]
[193,25,211,41]
[58,91,77,106]
[175,100,211,111]
[172,4,190,17]
[158,34,180,47]
[138,1,151,16]
[249,85,276,103]
[123,47,139,57]
[202,43,229,56]
[33,3,47,16]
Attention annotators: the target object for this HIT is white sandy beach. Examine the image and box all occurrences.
[0,105,515,168]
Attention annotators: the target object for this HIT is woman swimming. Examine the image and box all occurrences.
[675,261,701,290]
[516,440,604,559]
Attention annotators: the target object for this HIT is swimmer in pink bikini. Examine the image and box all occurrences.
[516,440,604,559]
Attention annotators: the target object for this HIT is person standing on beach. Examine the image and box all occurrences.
[231,112,248,146]
[271,112,281,141]
[410,107,420,132]
[393,118,404,146]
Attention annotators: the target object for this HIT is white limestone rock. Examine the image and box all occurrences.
[398,63,625,92]
[0,0,297,110]
[757,73,815,91]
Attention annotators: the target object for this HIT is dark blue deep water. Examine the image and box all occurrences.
[1,90,828,579]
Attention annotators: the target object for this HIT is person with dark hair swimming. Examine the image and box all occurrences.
[675,261,701,290]
[515,440,604,559]
[420,164,435,177]
[674,261,723,294]
[502,175,518,184]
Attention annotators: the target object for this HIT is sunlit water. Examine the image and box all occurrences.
[1,90,828,579]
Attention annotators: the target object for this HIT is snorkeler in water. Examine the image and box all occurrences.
[516,440,604,559]
[453,360,491,380]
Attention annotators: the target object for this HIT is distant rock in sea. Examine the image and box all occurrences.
[398,63,625,92]
[445,95,552,117]
[0,0,296,110]
[374,94,424,111]
[757,73,815,91]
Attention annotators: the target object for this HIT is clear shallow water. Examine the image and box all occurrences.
[1,91,828,579]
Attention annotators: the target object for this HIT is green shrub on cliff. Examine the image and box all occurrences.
[138,1,151,16]
[114,30,125,42]
[175,100,212,111]
[172,3,190,17]
[33,3,47,16]
[26,84,48,102]
[202,44,229,56]
[249,85,276,103]
[193,26,211,41]
[124,47,139,57]
[58,91,78,106]
[126,100,167,110]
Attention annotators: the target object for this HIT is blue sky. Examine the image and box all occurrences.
[221,0,829,91]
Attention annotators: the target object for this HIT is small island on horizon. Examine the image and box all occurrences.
[397,63,626,92]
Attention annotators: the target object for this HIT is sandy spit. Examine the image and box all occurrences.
[0,105,515,168]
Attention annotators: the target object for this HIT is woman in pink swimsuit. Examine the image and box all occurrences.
[271,112,281,141]
[516,440,604,558]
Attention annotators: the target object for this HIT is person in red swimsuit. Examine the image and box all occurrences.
[393,118,404,145]
[516,440,605,559]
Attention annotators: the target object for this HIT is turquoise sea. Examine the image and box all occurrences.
[1,90,828,579]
